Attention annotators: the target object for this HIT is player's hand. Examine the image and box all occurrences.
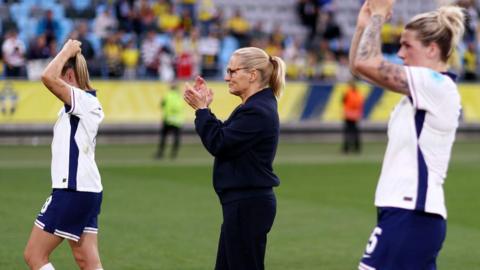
[61,39,82,57]
[357,1,372,29]
[368,0,395,18]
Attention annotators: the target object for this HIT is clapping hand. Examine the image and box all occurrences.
[184,76,214,110]
[194,76,213,106]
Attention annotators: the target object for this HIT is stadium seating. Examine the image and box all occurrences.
[213,0,307,37]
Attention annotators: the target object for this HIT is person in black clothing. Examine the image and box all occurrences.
[184,47,286,270]
[296,0,319,41]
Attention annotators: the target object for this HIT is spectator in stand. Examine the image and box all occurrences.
[172,29,188,56]
[381,19,403,55]
[304,51,318,79]
[336,54,352,83]
[93,7,117,42]
[457,0,478,43]
[152,0,172,17]
[227,9,250,47]
[198,0,217,36]
[283,37,306,79]
[176,51,194,80]
[158,5,181,33]
[296,0,319,42]
[210,8,225,34]
[2,29,26,78]
[103,34,123,78]
[141,29,161,78]
[130,7,144,36]
[249,21,268,48]
[37,9,60,47]
[0,13,18,38]
[265,37,283,58]
[319,50,338,81]
[199,30,220,78]
[122,38,140,80]
[463,42,477,81]
[178,0,197,24]
[320,11,343,52]
[179,9,195,33]
[115,0,134,32]
[135,0,157,32]
[270,25,286,48]
[28,34,53,60]
[318,0,333,9]
[447,49,462,76]
[159,46,175,82]
[188,28,201,78]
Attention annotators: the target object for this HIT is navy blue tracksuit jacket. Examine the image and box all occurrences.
[194,88,280,203]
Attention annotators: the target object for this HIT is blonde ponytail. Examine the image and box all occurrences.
[269,56,286,98]
[437,6,465,56]
[61,53,92,90]
[74,53,92,90]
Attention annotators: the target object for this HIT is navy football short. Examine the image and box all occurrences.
[359,207,446,270]
[34,189,102,242]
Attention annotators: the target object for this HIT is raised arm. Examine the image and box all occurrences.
[349,1,371,76]
[350,0,410,95]
[41,39,82,105]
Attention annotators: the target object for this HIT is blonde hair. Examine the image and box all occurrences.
[406,6,465,62]
[61,53,92,90]
[232,47,286,98]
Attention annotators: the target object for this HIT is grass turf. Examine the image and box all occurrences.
[0,141,479,269]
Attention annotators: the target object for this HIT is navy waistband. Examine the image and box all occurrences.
[217,187,275,204]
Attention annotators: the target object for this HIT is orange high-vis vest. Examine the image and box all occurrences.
[343,88,364,121]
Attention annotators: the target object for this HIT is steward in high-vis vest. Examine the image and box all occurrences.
[342,79,364,153]
[156,83,185,159]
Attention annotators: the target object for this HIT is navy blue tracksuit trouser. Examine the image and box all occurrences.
[215,195,277,270]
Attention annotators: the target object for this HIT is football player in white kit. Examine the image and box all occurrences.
[24,40,104,270]
[350,0,465,269]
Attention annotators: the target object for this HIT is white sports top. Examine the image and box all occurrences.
[374,66,461,219]
[51,86,104,192]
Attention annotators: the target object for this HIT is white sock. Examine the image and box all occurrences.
[39,263,55,270]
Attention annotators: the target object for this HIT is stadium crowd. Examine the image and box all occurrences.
[0,0,479,81]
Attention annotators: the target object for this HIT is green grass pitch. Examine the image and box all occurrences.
[0,141,479,269]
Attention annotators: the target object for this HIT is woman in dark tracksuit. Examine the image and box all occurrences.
[184,47,286,270]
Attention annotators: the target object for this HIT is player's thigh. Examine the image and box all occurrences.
[24,225,63,259]
[68,233,101,263]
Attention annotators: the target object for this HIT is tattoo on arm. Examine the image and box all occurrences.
[355,14,410,94]
[357,15,384,61]
[349,26,364,70]
[378,60,410,93]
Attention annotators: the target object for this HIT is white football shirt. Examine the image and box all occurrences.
[374,66,461,219]
[51,86,104,192]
